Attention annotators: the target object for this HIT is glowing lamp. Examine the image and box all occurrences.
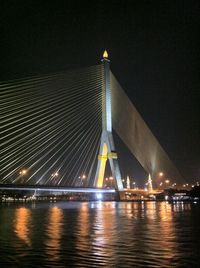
[103,50,108,59]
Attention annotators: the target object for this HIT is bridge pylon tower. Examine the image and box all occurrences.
[94,51,124,191]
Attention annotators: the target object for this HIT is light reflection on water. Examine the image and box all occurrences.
[45,206,63,262]
[14,207,32,247]
[0,201,199,267]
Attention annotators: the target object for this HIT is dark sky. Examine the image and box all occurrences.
[1,0,200,181]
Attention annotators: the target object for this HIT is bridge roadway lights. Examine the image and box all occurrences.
[0,184,116,194]
[0,184,129,200]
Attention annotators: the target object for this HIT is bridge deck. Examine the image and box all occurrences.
[0,184,115,193]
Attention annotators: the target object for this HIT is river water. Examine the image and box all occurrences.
[0,201,200,267]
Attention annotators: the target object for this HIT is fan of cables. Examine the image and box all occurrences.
[1,65,103,186]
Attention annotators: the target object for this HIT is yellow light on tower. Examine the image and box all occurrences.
[103,50,108,59]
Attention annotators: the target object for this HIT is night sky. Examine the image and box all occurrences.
[1,1,200,181]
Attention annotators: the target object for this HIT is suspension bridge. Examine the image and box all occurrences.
[0,51,182,198]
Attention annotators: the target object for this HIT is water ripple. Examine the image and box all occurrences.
[0,201,200,267]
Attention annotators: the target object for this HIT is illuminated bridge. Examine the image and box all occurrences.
[0,184,115,194]
[0,51,182,196]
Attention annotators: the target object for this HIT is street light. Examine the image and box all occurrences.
[81,174,86,186]
[104,177,108,187]
[51,172,59,177]
[19,169,27,183]
[51,172,59,185]
[158,172,164,188]
[109,176,114,187]
[19,169,27,175]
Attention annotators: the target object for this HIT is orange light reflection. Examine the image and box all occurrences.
[14,207,32,247]
[45,206,63,261]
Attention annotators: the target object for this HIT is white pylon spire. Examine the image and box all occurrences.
[147,173,153,193]
[127,176,130,189]
[94,51,123,191]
